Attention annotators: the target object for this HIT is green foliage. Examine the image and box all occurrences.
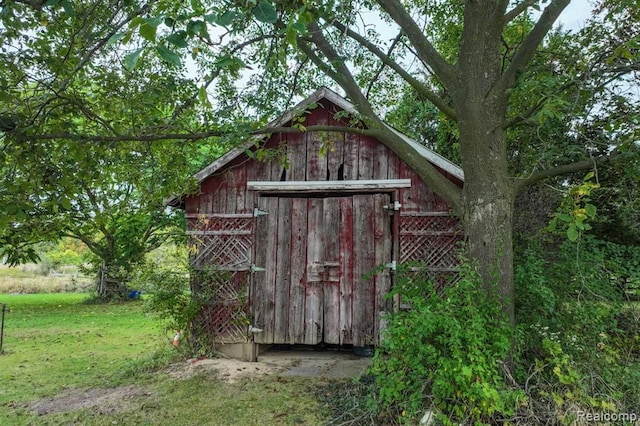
[372,263,524,424]
[132,248,190,322]
[41,238,87,268]
[546,173,600,242]
[514,237,640,423]
[0,139,196,300]
[132,247,235,356]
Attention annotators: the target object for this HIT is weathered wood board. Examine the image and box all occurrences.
[181,91,464,347]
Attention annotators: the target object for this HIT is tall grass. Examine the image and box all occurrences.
[0,264,93,294]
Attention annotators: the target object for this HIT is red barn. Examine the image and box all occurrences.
[168,87,463,358]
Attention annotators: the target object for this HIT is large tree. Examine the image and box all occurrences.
[1,0,638,316]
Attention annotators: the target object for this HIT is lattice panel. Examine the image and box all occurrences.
[199,302,249,343]
[187,214,254,344]
[400,234,461,266]
[188,215,253,270]
[191,270,250,343]
[190,234,252,270]
[399,214,463,267]
[187,215,253,233]
[400,215,460,234]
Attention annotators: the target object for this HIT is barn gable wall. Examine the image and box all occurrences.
[184,97,463,348]
[184,99,459,216]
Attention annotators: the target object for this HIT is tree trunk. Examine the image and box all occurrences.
[453,2,516,325]
[461,159,515,326]
[96,262,129,301]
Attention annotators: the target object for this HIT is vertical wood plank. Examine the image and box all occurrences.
[339,196,354,345]
[247,156,271,183]
[398,161,418,213]
[273,197,292,343]
[201,178,213,214]
[357,136,375,180]
[373,138,389,179]
[343,132,359,180]
[287,133,306,181]
[388,149,400,179]
[373,193,392,344]
[253,196,279,344]
[289,198,308,343]
[322,197,341,344]
[229,164,248,214]
[410,171,433,212]
[306,132,326,181]
[304,198,324,345]
[326,132,345,181]
[270,147,285,184]
[224,171,238,214]
[352,194,376,346]
[211,176,227,214]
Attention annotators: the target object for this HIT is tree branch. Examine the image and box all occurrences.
[504,62,640,129]
[514,157,611,193]
[366,30,402,98]
[375,0,457,89]
[331,20,457,120]
[16,124,379,143]
[171,33,278,120]
[305,21,381,121]
[289,23,464,212]
[504,0,541,23]
[493,0,570,102]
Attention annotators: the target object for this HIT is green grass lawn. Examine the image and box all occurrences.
[0,294,325,425]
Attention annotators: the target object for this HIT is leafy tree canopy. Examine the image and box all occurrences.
[1,0,638,310]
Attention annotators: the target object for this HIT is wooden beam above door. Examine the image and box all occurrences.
[246,179,411,193]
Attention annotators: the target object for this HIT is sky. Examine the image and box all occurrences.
[553,0,595,31]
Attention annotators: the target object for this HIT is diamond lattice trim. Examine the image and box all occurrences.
[191,270,250,343]
[399,214,463,267]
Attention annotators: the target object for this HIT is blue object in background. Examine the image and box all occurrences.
[127,290,142,300]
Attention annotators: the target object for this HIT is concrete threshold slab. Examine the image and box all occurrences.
[258,347,372,379]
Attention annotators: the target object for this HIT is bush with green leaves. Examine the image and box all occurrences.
[371,263,525,424]
[132,245,248,357]
[130,247,206,355]
[514,237,640,424]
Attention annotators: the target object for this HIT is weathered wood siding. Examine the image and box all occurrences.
[184,99,461,216]
[184,98,462,346]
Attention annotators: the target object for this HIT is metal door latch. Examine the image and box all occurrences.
[383,201,402,211]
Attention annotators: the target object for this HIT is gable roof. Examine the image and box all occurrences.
[167,87,463,206]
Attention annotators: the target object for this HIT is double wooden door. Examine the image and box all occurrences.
[251,193,392,346]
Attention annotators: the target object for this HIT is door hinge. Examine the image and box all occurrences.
[385,260,397,271]
[383,201,402,211]
[250,264,266,273]
[253,207,269,217]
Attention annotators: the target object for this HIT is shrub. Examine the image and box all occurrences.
[131,249,234,357]
[371,262,524,425]
[514,238,640,424]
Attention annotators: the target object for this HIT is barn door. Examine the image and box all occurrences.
[251,193,392,347]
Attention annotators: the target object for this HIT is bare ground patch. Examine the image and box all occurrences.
[27,385,152,415]
[165,356,286,383]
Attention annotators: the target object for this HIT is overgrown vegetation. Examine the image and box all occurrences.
[131,246,235,357]
[371,264,522,425]
[366,235,640,425]
[513,237,640,424]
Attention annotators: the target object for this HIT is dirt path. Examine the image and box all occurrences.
[23,349,371,416]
